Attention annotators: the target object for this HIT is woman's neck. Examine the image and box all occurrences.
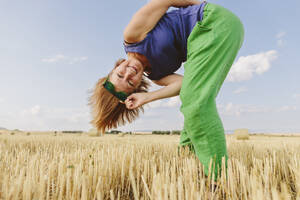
[127,52,151,73]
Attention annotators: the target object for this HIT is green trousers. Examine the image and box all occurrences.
[179,3,244,180]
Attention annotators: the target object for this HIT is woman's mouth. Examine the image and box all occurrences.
[129,66,138,74]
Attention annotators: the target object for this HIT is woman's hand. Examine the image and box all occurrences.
[166,0,201,8]
[124,92,150,110]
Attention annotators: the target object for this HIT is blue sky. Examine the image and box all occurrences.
[0,0,299,133]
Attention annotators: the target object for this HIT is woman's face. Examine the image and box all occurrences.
[109,57,144,94]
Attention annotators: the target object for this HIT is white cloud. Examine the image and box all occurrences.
[276,31,286,39]
[42,54,66,63]
[217,102,298,117]
[144,110,160,117]
[146,96,181,109]
[233,87,247,94]
[146,100,164,109]
[42,54,88,64]
[227,50,278,82]
[277,39,284,47]
[2,103,298,132]
[292,93,300,99]
[68,56,88,64]
[276,105,298,112]
[1,105,91,131]
[0,97,4,103]
[20,105,42,117]
[68,111,90,123]
[276,31,287,47]
[165,96,181,107]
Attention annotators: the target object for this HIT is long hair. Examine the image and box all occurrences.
[88,57,151,134]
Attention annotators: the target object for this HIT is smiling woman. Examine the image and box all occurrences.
[89,0,244,181]
[88,57,150,134]
[108,53,149,94]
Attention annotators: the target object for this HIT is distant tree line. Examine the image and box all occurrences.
[62,131,83,134]
[105,130,133,134]
[104,130,181,135]
[152,130,181,135]
[106,130,121,134]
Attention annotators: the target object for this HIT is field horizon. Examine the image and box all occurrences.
[0,133,299,199]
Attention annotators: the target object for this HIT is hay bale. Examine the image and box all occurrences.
[88,128,98,137]
[234,129,250,140]
[88,128,103,137]
[118,132,126,137]
[88,132,98,137]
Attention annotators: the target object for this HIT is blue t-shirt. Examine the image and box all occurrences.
[123,2,207,80]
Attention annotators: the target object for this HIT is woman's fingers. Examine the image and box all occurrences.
[125,98,135,109]
[129,101,133,108]
[125,93,146,109]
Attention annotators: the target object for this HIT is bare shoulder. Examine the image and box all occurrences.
[151,73,183,86]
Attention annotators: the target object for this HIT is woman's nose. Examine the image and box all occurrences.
[125,67,135,77]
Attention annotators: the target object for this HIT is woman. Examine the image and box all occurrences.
[89,0,244,180]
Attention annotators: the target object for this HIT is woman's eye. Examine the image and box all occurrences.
[128,81,134,87]
[118,74,133,87]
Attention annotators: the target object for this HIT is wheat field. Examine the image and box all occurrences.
[0,133,299,200]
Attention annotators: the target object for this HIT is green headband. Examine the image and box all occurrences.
[102,77,129,102]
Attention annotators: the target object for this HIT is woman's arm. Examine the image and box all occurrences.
[124,73,183,109]
[146,73,183,103]
[124,0,201,43]
[123,0,169,43]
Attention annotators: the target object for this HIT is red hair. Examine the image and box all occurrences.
[88,55,151,134]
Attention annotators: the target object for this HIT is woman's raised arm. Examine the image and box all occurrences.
[123,0,201,43]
